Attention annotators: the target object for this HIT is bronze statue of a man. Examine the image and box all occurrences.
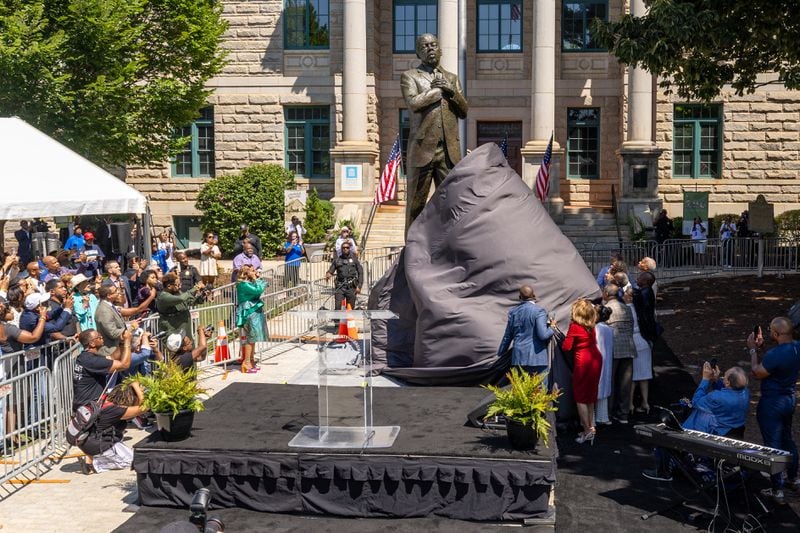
[401,33,468,232]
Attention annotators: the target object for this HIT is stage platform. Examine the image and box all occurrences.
[133,383,557,523]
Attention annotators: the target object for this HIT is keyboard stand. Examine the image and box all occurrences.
[642,449,735,527]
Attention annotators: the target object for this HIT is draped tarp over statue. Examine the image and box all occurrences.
[370,143,600,385]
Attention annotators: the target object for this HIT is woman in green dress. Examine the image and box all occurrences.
[235,265,267,373]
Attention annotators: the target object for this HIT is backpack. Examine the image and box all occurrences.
[65,401,103,446]
[65,371,116,447]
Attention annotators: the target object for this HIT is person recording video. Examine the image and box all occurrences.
[325,242,363,311]
[642,361,749,482]
[156,272,205,342]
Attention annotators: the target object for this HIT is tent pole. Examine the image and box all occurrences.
[143,207,152,262]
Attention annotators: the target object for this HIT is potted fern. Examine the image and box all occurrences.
[482,368,560,450]
[133,359,208,441]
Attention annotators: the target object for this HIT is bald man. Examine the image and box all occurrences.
[497,285,557,374]
[748,317,800,503]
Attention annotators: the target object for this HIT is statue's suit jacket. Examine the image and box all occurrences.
[400,65,468,168]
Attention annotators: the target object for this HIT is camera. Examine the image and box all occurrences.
[202,324,214,337]
[704,357,718,369]
[189,488,224,532]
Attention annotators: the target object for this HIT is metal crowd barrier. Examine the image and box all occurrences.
[579,237,800,281]
[1,367,58,485]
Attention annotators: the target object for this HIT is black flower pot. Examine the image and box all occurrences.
[155,409,195,441]
[505,417,539,450]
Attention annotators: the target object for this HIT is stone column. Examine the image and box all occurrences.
[521,0,564,221]
[617,0,663,223]
[330,0,378,226]
[438,0,458,72]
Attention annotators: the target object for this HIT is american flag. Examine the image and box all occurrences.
[375,136,401,204]
[498,133,508,159]
[511,3,521,21]
[535,133,553,203]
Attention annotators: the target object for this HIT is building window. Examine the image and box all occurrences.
[394,0,437,53]
[562,1,607,52]
[399,109,410,175]
[673,104,722,178]
[285,0,329,49]
[476,121,523,176]
[173,107,214,178]
[477,0,522,52]
[285,107,331,178]
[567,108,600,179]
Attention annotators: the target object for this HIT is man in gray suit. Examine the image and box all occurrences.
[95,284,136,358]
[401,33,468,232]
[603,283,636,424]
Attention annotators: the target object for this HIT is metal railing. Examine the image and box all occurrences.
[579,237,800,281]
[1,367,59,485]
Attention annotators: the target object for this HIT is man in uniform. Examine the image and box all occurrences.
[325,242,363,311]
[400,33,468,232]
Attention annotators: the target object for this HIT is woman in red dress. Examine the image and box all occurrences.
[562,299,603,444]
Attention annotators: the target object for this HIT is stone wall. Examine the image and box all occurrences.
[656,88,800,216]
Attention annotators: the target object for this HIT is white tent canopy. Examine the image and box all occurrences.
[0,117,148,220]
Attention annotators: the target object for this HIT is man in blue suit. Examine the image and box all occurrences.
[497,285,557,374]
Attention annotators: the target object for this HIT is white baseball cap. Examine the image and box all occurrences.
[166,333,183,353]
[24,293,50,311]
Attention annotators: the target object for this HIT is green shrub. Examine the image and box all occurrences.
[775,209,800,240]
[627,214,648,241]
[304,188,334,243]
[672,216,685,237]
[195,164,295,257]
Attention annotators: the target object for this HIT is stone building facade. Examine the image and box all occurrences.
[126,0,800,247]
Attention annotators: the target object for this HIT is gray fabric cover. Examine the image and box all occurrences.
[374,142,600,385]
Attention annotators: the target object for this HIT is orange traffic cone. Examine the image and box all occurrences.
[336,299,349,343]
[214,320,230,362]
[346,303,359,340]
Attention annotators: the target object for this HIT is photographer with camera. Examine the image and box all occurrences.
[748,318,800,503]
[156,273,204,342]
[642,362,749,482]
[326,242,363,311]
[77,380,148,475]
[165,325,210,371]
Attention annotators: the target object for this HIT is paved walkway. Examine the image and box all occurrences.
[0,343,401,533]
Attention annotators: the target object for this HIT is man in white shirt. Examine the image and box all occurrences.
[285,216,307,244]
[334,227,358,257]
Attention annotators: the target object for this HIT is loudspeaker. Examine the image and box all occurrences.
[32,232,60,259]
[110,222,132,255]
[465,385,510,429]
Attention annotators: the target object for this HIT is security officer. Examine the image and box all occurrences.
[325,242,363,310]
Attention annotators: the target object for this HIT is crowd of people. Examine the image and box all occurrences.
[0,220,228,473]
[1,215,367,475]
[497,248,800,507]
[654,208,754,269]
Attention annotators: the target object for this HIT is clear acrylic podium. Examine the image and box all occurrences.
[288,309,400,448]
